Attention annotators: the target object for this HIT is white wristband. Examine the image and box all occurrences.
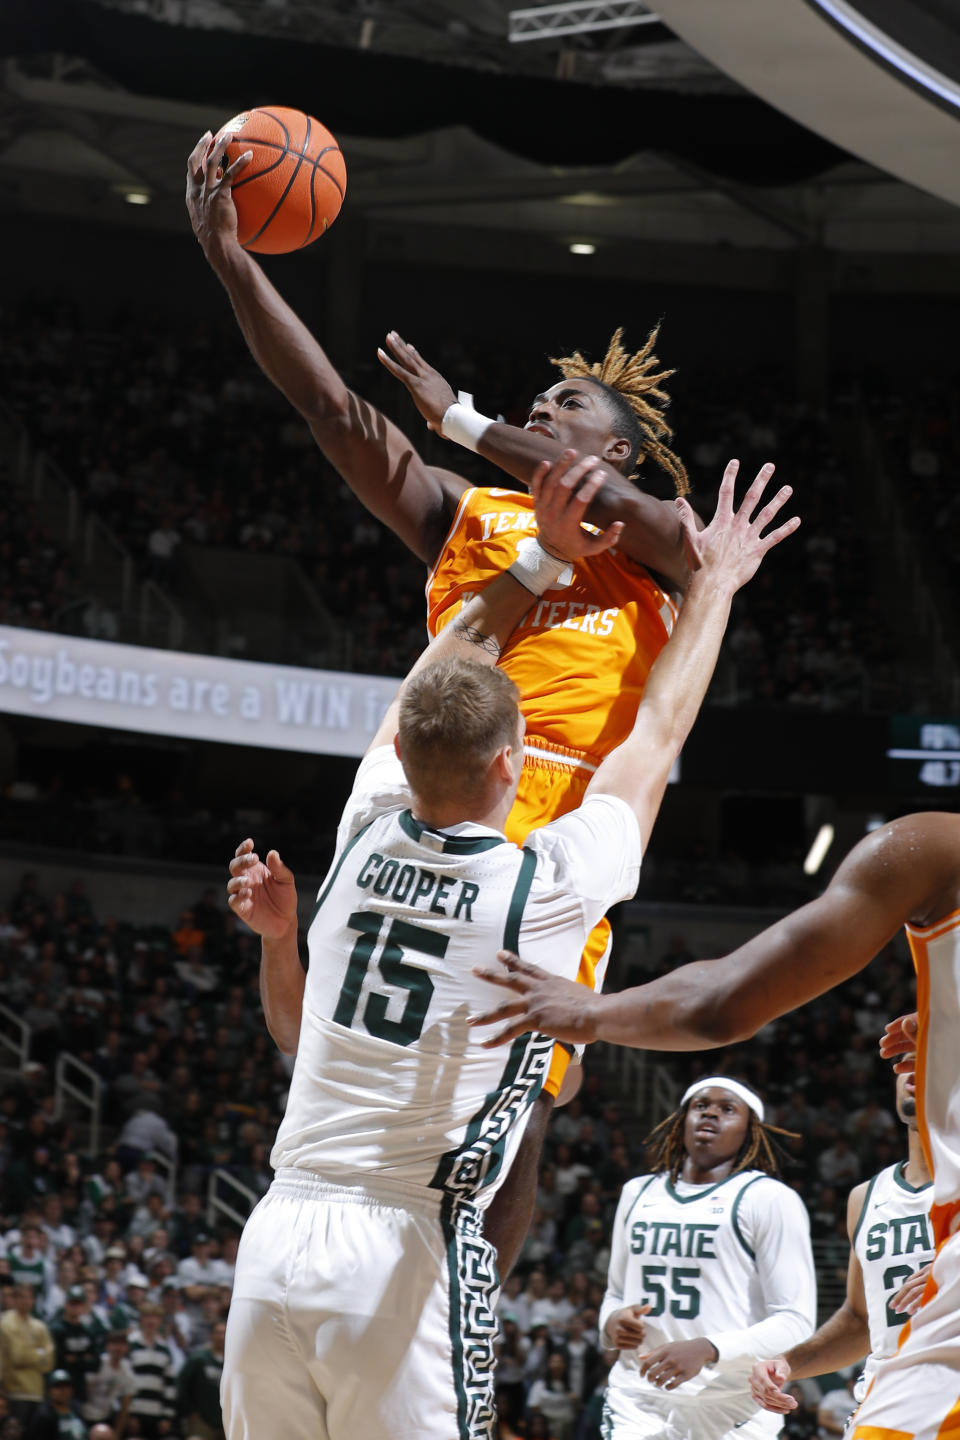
[507,537,569,596]
[440,392,494,453]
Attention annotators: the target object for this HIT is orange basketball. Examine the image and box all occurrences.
[211,106,347,255]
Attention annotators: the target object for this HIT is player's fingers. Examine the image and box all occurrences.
[539,450,588,495]
[750,483,793,534]
[759,514,802,551]
[737,462,776,521]
[529,459,552,507]
[223,150,252,185]
[892,1057,917,1074]
[204,133,233,186]
[468,996,529,1028]
[376,347,407,381]
[265,849,293,881]
[188,131,213,179]
[479,1021,531,1048]
[235,837,254,856]
[583,520,624,556]
[715,457,739,511]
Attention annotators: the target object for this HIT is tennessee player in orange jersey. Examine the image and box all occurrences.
[188,128,695,1272]
[473,811,960,1440]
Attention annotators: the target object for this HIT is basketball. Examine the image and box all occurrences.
[211,106,347,255]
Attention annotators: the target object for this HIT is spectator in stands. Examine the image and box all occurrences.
[0,1285,55,1428]
[49,1286,103,1407]
[126,1303,176,1438]
[527,1350,579,1440]
[22,1368,84,1440]
[6,1229,50,1310]
[78,1330,135,1436]
[176,1318,226,1440]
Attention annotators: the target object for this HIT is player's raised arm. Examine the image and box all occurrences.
[378,329,693,588]
[186,132,466,564]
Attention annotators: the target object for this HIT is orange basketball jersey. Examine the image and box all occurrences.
[426,487,678,763]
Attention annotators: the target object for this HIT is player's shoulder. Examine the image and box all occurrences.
[732,1169,806,1213]
[617,1173,658,1208]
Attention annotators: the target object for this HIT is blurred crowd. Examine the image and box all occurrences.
[0,868,914,1438]
[0,302,922,710]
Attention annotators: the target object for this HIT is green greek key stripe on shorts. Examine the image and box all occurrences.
[443,1199,498,1440]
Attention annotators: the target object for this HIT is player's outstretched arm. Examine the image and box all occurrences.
[378,330,691,587]
[365,453,622,754]
[226,838,303,1054]
[185,133,465,564]
[471,814,958,1051]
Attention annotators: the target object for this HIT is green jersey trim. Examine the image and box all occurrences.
[664,1173,740,1206]
[398,810,506,855]
[309,819,376,929]
[851,1171,881,1249]
[731,1174,766,1260]
[893,1160,933,1195]
[503,846,537,951]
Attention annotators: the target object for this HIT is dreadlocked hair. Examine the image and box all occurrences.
[644,1104,799,1185]
[549,325,690,496]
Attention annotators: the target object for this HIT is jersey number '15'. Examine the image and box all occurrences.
[332,911,447,1045]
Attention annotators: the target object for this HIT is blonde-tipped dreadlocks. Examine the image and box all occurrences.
[644,1103,798,1186]
[550,325,690,496]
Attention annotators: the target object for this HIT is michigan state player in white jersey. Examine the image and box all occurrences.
[599,1077,815,1440]
[219,456,797,1440]
[749,1070,933,1418]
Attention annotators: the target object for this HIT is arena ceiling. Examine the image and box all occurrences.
[2,0,960,258]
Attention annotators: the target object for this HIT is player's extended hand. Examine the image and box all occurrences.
[749,1356,797,1413]
[376,332,457,430]
[639,1338,718,1390]
[605,1304,651,1351]
[879,1012,918,1074]
[890,1262,933,1316]
[186,130,252,255]
[532,451,624,561]
[678,459,799,595]
[226,838,298,940]
[470,950,602,1047]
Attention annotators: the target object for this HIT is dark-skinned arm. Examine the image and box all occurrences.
[378,329,689,586]
[483,1091,554,1279]
[186,131,467,563]
[471,813,960,1051]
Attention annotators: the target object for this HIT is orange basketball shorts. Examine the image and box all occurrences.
[505,740,612,1101]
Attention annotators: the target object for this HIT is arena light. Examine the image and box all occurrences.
[122,189,152,206]
[865,814,886,833]
[569,241,596,254]
[803,823,835,876]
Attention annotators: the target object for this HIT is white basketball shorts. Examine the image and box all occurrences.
[222,1169,499,1440]
[602,1380,784,1440]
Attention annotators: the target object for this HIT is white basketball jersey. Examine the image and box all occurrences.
[852,1160,934,1401]
[271,746,641,1204]
[601,1169,815,1418]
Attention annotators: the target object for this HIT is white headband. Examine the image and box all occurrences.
[681,1077,765,1122]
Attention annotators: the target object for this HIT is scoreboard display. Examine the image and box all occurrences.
[887,718,960,793]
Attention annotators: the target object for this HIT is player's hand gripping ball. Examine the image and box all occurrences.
[210,106,346,255]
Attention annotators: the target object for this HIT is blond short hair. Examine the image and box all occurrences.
[399,658,520,806]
